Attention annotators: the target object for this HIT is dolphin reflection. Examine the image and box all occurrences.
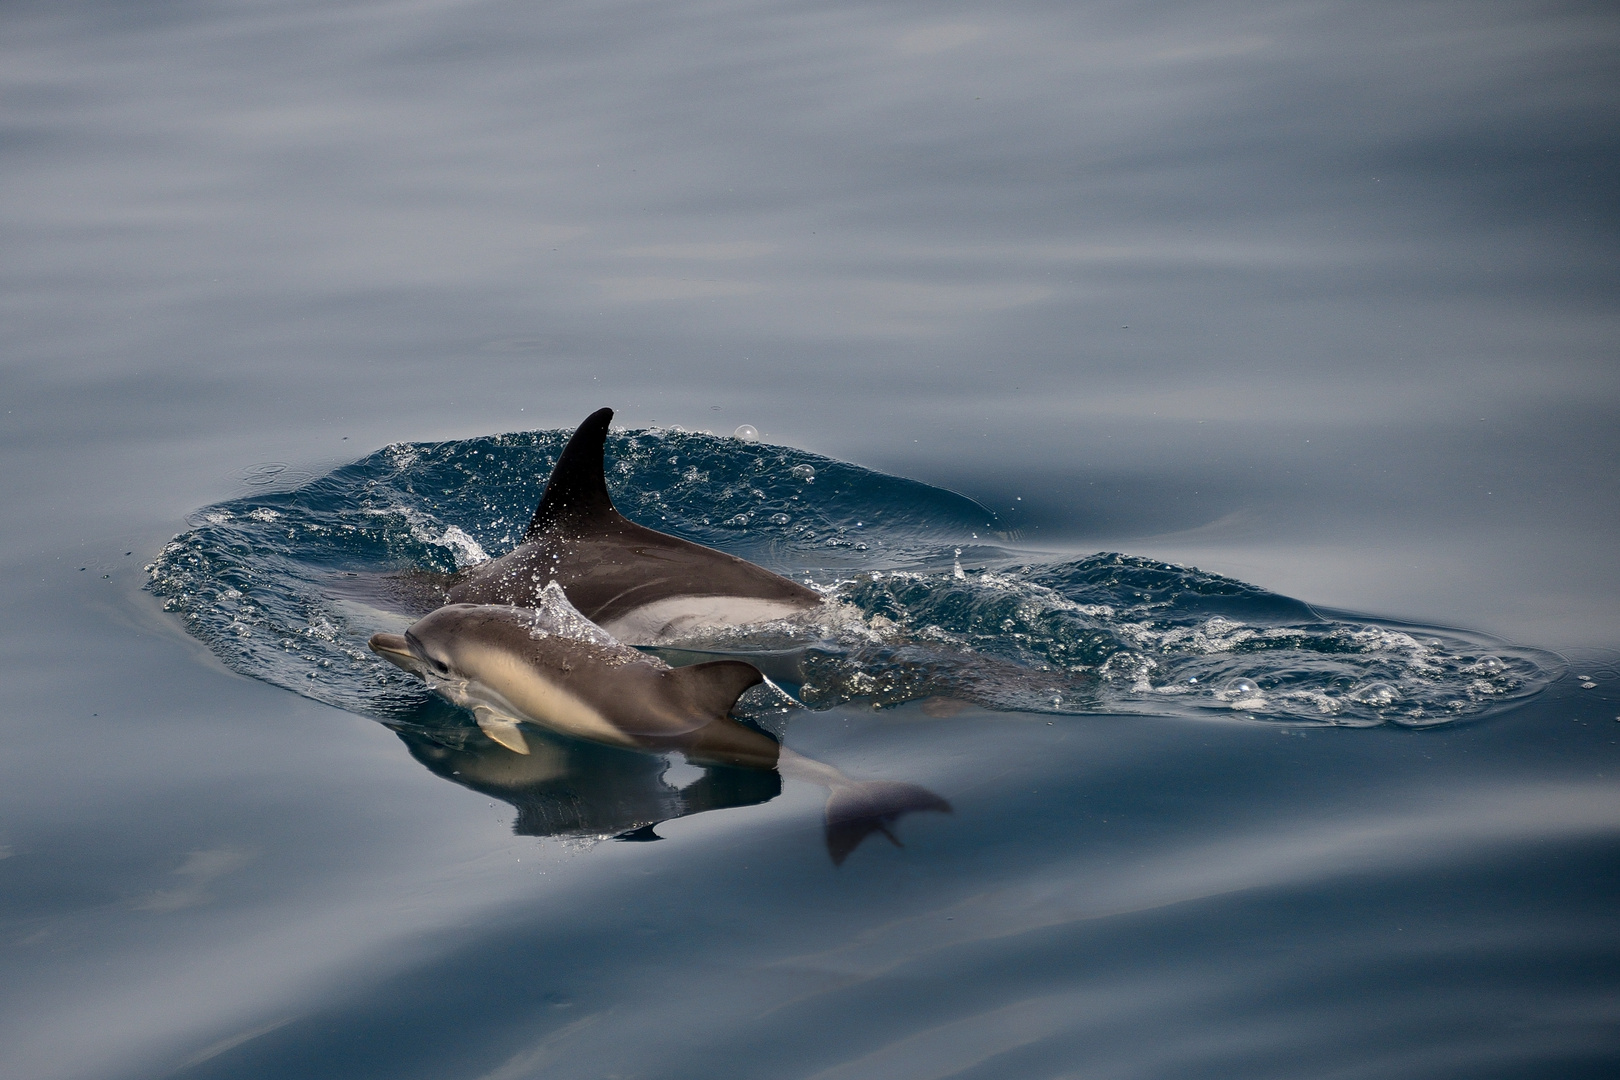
[370,584,949,863]
[392,707,782,843]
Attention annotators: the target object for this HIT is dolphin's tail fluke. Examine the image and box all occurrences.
[772,747,953,864]
[823,780,952,866]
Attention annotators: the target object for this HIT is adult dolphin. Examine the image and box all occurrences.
[370,585,949,864]
[447,407,822,644]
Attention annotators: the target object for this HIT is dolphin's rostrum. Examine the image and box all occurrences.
[370,583,949,863]
[447,407,823,644]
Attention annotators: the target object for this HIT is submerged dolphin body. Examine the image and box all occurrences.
[369,586,949,863]
[446,407,823,644]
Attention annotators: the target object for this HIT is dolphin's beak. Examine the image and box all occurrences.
[369,632,423,674]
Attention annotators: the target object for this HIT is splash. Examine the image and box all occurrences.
[147,426,1553,729]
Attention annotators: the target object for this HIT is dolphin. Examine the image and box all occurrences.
[369,584,949,863]
[446,407,823,644]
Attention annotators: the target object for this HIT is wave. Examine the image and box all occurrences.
[147,426,1554,729]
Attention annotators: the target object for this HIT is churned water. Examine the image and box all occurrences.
[150,427,1549,734]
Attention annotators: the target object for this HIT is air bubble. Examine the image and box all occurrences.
[790,464,815,481]
[733,424,759,442]
[1224,676,1267,710]
[1352,682,1399,706]
[1473,655,1505,674]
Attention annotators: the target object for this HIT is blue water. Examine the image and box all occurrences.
[149,428,1548,731]
[3,1,1618,1077]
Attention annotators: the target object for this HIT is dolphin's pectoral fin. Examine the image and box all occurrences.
[824,781,952,866]
[472,706,531,755]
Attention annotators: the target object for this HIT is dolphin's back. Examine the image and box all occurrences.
[447,408,821,640]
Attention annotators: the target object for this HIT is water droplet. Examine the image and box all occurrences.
[733,424,759,442]
[1352,682,1399,706]
[790,464,815,481]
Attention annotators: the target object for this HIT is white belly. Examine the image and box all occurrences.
[602,595,816,645]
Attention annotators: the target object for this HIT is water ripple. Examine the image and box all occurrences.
[147,427,1555,729]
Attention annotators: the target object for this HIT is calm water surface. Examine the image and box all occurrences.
[2,2,1618,1078]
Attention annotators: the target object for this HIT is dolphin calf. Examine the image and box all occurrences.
[446,407,822,644]
[370,584,949,863]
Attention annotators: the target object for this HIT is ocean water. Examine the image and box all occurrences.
[3,2,1618,1078]
[148,428,1550,732]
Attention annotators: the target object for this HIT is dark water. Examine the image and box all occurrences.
[3,2,1618,1078]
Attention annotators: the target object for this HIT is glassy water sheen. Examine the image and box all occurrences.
[3,0,1618,1078]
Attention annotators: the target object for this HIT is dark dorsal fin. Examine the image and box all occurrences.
[525,407,618,539]
[664,660,765,721]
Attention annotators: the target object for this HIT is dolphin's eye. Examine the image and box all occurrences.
[432,658,450,675]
